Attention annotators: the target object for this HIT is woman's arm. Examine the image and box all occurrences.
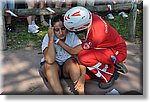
[44,43,55,64]
[58,40,83,55]
[44,26,56,64]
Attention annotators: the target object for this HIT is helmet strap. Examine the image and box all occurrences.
[85,26,91,41]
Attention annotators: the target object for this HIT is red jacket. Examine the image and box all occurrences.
[79,14,127,66]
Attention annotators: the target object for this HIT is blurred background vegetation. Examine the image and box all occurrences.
[6,10,143,50]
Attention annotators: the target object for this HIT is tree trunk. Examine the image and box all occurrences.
[128,2,137,41]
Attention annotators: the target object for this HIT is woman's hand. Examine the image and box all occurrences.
[48,25,60,44]
[74,75,85,95]
[48,25,54,41]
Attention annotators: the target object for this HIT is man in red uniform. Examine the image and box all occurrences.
[55,6,128,89]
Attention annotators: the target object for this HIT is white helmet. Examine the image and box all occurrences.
[64,6,92,32]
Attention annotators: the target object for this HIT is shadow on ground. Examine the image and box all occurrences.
[0,41,143,95]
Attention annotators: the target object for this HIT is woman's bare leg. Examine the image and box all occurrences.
[39,0,49,26]
[63,58,85,95]
[44,62,63,94]
[26,0,35,25]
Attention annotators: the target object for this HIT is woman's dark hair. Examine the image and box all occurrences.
[51,14,64,26]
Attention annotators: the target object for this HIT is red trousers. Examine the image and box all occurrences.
[78,44,127,83]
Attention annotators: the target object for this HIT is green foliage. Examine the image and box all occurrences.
[7,18,48,49]
[106,14,129,38]
[6,11,142,49]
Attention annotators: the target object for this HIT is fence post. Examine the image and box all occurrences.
[128,1,137,41]
[0,8,7,50]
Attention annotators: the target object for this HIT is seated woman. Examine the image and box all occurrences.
[39,14,86,95]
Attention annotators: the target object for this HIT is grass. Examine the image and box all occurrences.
[105,14,129,38]
[6,10,143,50]
[7,18,47,49]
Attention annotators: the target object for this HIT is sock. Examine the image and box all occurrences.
[28,25,32,28]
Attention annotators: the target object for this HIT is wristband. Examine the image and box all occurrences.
[48,40,54,45]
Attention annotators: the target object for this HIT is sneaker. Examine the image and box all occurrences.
[32,21,39,29]
[107,13,114,20]
[118,11,128,18]
[6,25,16,32]
[113,69,120,80]
[33,24,39,29]
[99,76,115,89]
[28,25,39,34]
[114,62,128,74]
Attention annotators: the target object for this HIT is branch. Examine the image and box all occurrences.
[9,3,134,16]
